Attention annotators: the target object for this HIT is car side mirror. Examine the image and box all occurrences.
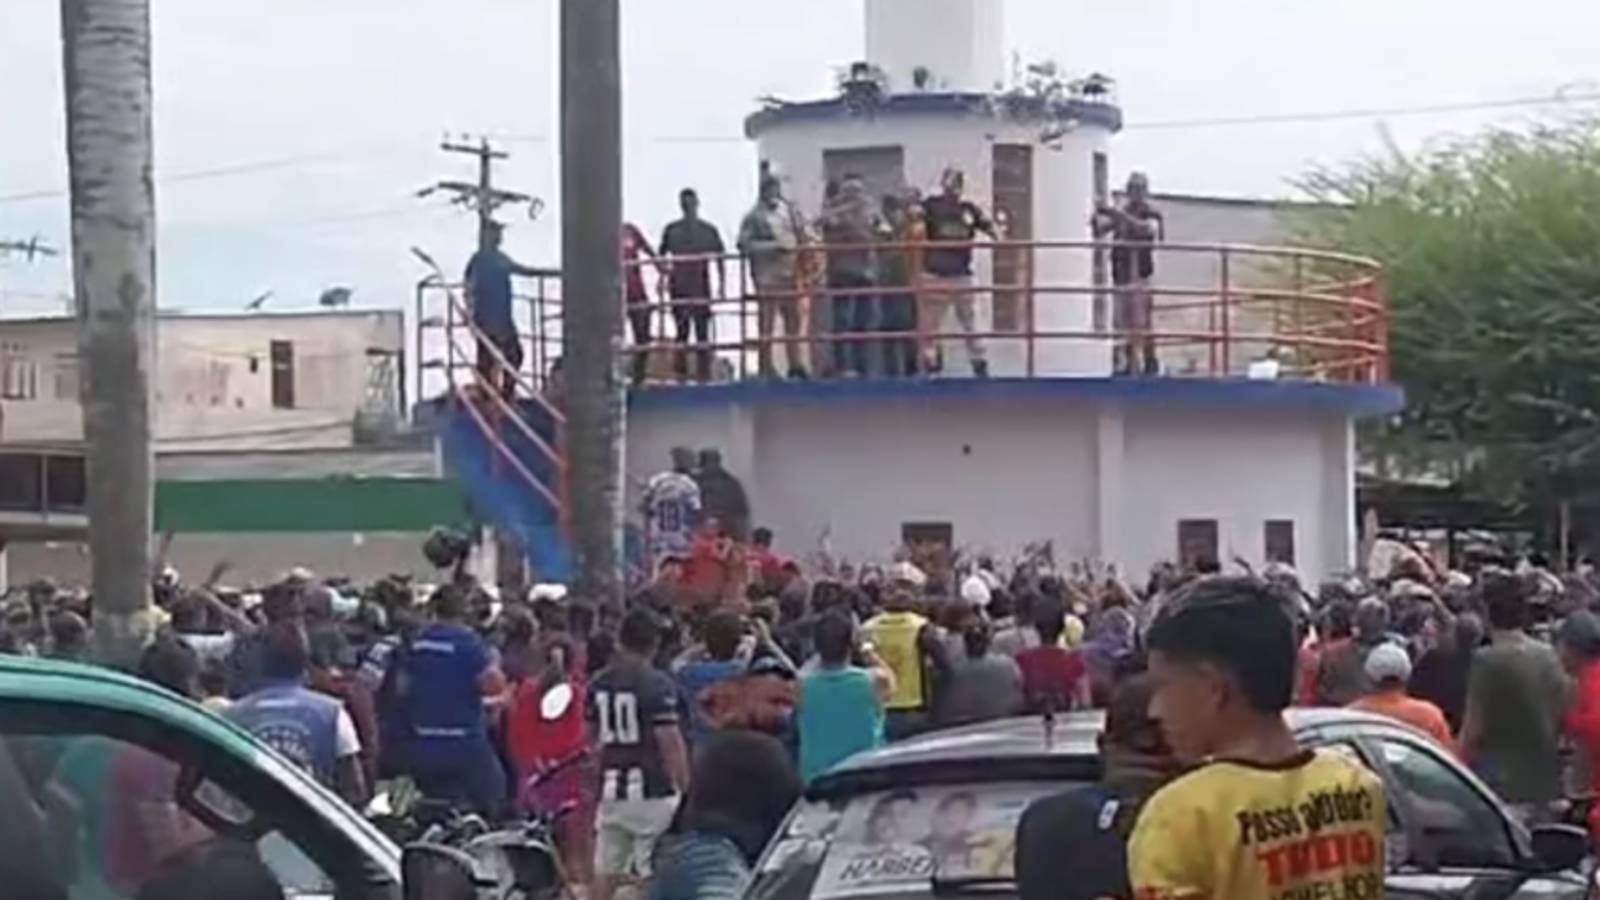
[403,843,479,900]
[1528,824,1588,873]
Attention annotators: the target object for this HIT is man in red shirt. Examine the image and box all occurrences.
[622,222,661,385]
[746,527,787,597]
[1560,610,1600,843]
[1016,596,1091,713]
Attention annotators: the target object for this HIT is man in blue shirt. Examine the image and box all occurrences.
[465,221,542,397]
[396,583,509,815]
[230,621,367,806]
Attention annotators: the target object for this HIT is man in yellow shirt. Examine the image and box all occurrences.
[864,562,950,740]
[1130,577,1387,900]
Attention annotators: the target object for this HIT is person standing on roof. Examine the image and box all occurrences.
[1091,172,1164,376]
[642,447,703,577]
[623,222,663,386]
[738,174,810,380]
[919,167,996,378]
[466,221,542,397]
[660,188,727,383]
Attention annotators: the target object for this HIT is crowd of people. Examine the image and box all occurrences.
[468,168,1171,390]
[10,523,1600,900]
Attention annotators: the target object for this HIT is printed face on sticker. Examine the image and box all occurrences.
[1147,649,1226,764]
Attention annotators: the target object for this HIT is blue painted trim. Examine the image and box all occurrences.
[744,91,1124,139]
[629,376,1405,419]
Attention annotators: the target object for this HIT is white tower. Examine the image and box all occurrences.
[864,0,1006,92]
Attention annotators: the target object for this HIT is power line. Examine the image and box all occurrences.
[1123,90,1600,131]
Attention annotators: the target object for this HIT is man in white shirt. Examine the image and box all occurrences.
[738,175,809,379]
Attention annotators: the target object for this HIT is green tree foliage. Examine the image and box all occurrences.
[1297,119,1600,507]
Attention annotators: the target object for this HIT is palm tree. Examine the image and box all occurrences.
[59,0,157,666]
[560,0,625,612]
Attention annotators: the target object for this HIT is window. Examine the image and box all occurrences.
[1265,519,1296,565]
[821,146,906,207]
[0,698,386,899]
[269,340,295,409]
[53,353,79,400]
[1377,739,1516,869]
[0,344,38,400]
[1177,519,1219,571]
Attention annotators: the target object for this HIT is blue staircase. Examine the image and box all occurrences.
[435,395,574,582]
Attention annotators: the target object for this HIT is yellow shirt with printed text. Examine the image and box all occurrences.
[1128,749,1386,900]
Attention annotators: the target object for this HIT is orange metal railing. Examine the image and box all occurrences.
[416,239,1387,395]
[418,272,568,513]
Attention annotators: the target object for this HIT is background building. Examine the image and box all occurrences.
[0,309,466,588]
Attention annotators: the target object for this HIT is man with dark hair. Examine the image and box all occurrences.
[226,578,305,698]
[643,447,703,577]
[1016,674,1177,900]
[693,449,750,543]
[660,188,727,383]
[738,174,809,380]
[465,220,542,397]
[1091,172,1164,376]
[395,583,508,815]
[589,608,690,900]
[1313,596,1391,706]
[229,621,366,805]
[675,611,748,747]
[1015,596,1090,713]
[797,611,892,783]
[1129,577,1385,900]
[818,173,882,378]
[919,168,995,377]
[1461,573,1569,816]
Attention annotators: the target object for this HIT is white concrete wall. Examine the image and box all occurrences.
[627,391,1358,580]
[756,113,1111,376]
[0,310,403,451]
[865,0,1005,92]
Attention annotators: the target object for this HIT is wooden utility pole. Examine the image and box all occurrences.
[59,0,157,666]
[422,138,536,252]
[561,0,625,609]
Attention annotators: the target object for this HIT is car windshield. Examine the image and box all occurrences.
[750,781,1079,900]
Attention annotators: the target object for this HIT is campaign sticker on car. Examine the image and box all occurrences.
[812,783,1048,898]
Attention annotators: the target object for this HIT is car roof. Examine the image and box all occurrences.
[808,707,1405,798]
[0,654,402,871]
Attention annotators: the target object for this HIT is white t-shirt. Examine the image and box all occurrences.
[334,707,361,758]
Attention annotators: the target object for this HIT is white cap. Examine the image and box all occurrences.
[889,561,927,588]
[1365,643,1412,685]
[960,573,992,608]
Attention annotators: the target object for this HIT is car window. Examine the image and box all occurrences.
[751,781,1081,900]
[1376,739,1516,870]
[0,705,346,900]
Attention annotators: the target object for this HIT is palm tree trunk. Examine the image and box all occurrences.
[59,0,157,666]
[560,0,625,611]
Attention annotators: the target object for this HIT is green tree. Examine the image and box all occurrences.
[1297,119,1600,512]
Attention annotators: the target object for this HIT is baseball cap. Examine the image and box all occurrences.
[889,561,927,588]
[1364,643,1412,684]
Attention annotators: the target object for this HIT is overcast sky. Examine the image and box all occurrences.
[2,0,1599,319]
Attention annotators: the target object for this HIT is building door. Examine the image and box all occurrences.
[991,144,1034,335]
[818,147,907,372]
